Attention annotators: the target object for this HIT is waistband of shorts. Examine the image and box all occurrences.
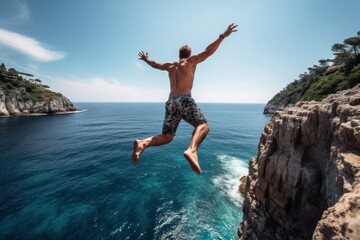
[168,94,191,100]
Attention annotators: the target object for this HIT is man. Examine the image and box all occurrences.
[132,23,238,174]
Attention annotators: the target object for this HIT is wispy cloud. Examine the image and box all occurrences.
[14,0,29,20]
[133,62,144,71]
[0,0,30,25]
[0,28,65,62]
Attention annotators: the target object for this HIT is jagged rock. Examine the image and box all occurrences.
[263,103,294,114]
[313,153,360,240]
[0,89,10,116]
[238,84,360,240]
[239,176,247,195]
[6,95,21,115]
[0,89,76,117]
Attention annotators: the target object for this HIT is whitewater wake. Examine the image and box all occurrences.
[212,154,249,208]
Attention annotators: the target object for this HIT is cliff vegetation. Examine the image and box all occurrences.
[265,31,360,114]
[0,63,62,102]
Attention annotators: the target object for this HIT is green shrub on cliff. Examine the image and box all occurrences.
[301,64,360,101]
[0,64,63,102]
[267,31,360,107]
[5,82,14,90]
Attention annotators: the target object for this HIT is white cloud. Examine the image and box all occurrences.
[47,77,272,103]
[0,28,65,61]
[48,77,169,102]
[43,75,271,103]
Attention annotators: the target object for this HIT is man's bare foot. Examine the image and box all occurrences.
[184,149,202,174]
[132,140,145,164]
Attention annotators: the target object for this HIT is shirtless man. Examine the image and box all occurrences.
[132,23,237,174]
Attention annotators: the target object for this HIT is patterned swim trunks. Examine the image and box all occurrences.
[162,94,207,135]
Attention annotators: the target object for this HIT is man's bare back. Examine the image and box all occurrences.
[133,23,238,174]
[167,58,196,97]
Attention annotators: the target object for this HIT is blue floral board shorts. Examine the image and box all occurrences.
[162,94,207,135]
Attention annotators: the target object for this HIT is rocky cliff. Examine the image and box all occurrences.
[0,88,77,116]
[264,103,294,115]
[238,85,360,239]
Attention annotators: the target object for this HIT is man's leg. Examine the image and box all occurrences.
[132,133,173,164]
[184,123,209,174]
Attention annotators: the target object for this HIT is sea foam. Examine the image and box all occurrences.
[212,154,249,208]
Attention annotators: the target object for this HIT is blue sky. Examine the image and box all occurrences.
[0,0,359,103]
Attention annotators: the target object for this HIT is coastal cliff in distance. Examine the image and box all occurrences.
[0,64,76,116]
[0,88,76,116]
[238,85,360,239]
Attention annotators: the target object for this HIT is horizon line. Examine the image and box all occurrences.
[72,101,267,104]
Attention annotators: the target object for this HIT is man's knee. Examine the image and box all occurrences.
[199,123,210,133]
[204,123,210,133]
[164,134,174,142]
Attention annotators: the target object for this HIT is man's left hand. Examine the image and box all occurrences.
[222,23,238,38]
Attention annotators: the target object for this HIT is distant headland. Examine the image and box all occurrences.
[0,63,77,116]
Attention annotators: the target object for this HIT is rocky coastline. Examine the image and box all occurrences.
[0,89,77,117]
[238,85,360,239]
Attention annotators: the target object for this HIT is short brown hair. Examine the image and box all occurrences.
[179,45,191,59]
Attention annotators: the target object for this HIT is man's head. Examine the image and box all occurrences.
[179,45,192,59]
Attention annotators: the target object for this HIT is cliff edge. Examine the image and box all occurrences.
[238,85,360,239]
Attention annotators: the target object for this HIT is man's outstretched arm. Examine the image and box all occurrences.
[138,51,172,71]
[190,23,238,64]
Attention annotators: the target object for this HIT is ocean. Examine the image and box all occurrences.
[0,102,270,240]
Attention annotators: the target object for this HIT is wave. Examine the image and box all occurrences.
[53,109,88,114]
[212,154,249,208]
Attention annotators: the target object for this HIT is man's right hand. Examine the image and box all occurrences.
[138,51,149,61]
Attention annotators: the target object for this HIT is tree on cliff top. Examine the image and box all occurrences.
[344,36,360,56]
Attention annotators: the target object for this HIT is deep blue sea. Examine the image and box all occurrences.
[0,103,270,240]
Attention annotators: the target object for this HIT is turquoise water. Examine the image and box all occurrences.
[0,103,270,239]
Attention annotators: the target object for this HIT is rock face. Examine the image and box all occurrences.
[239,176,247,195]
[263,103,293,115]
[0,89,77,116]
[238,85,360,239]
